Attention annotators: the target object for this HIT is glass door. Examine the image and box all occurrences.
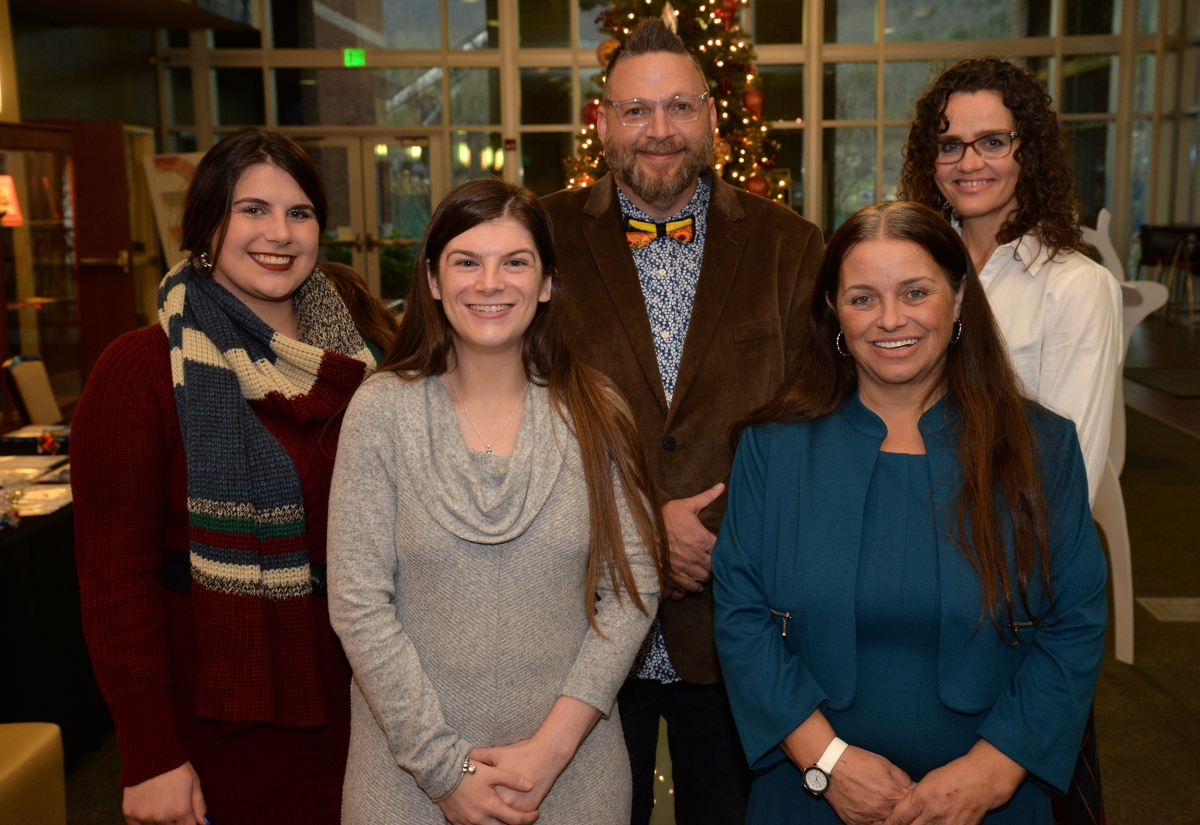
[295,135,443,309]
[365,138,436,307]
[293,136,368,284]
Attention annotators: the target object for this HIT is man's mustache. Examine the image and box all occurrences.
[632,139,687,154]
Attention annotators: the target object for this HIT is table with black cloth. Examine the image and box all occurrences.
[0,503,112,765]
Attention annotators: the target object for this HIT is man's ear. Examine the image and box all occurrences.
[596,103,608,150]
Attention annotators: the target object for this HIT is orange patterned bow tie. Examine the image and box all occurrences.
[624,214,695,250]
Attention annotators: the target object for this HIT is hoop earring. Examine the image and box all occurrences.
[198,251,213,272]
[836,331,851,357]
[950,319,963,344]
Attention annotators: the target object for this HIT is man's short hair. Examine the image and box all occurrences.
[603,18,709,98]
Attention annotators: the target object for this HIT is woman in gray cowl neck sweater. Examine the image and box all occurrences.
[327,178,669,825]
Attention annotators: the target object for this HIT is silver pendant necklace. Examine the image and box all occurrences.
[446,373,528,457]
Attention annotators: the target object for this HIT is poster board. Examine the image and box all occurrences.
[141,152,204,269]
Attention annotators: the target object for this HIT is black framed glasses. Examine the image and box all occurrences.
[605,94,711,127]
[935,132,1020,164]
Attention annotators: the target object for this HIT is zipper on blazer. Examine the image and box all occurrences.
[769,608,792,638]
[1009,620,1034,646]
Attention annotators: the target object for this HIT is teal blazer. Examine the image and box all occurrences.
[711,393,1107,794]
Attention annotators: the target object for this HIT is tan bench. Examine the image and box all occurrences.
[0,723,66,825]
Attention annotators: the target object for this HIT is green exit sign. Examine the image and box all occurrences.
[343,48,366,67]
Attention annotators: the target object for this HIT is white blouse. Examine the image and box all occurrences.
[978,233,1122,504]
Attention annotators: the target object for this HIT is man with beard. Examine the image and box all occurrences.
[541,18,823,825]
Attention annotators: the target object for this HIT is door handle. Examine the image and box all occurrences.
[364,233,421,251]
[78,249,130,275]
[318,235,365,253]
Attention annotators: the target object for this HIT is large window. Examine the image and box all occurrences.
[159,0,1198,275]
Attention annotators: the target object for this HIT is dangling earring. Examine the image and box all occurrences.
[836,331,851,357]
[950,319,963,344]
[198,251,213,273]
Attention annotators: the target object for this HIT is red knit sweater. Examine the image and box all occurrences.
[72,325,350,823]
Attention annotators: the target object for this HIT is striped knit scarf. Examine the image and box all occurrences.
[158,261,376,726]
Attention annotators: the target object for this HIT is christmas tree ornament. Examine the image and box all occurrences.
[713,136,733,170]
[742,87,765,119]
[581,100,601,127]
[745,175,770,197]
[596,37,620,66]
[661,1,679,33]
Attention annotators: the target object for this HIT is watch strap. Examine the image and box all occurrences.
[816,737,848,775]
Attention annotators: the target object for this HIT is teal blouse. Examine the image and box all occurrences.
[712,392,1107,812]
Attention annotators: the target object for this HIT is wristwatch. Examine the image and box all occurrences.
[802,737,848,798]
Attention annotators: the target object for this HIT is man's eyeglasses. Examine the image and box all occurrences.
[605,94,711,127]
[935,131,1019,164]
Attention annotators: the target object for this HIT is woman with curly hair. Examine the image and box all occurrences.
[898,57,1120,503]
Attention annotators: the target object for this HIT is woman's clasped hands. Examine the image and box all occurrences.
[879,740,1027,825]
[820,744,915,825]
[822,742,1025,825]
[437,695,599,825]
[436,735,570,825]
[435,760,539,825]
[784,710,1025,825]
[472,734,571,813]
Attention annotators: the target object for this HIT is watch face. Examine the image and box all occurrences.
[803,767,829,795]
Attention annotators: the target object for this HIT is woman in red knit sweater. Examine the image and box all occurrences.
[71,128,395,825]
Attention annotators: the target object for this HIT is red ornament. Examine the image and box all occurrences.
[721,0,740,13]
[581,100,601,127]
[745,175,771,197]
[742,87,765,120]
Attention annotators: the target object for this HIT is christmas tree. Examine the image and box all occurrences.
[566,0,783,201]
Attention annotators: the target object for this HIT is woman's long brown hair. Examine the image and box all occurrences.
[736,201,1052,635]
[376,178,670,628]
[897,58,1082,259]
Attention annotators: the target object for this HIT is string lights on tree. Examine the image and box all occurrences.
[566,0,786,203]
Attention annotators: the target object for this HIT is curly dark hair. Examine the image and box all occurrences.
[897,57,1082,257]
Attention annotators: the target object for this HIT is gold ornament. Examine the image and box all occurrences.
[713,136,733,171]
[596,38,620,66]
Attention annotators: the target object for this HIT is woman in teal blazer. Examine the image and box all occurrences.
[712,201,1107,825]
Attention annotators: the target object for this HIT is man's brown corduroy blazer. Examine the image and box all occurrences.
[541,172,823,684]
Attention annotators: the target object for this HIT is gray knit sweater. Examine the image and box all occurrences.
[328,373,658,824]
